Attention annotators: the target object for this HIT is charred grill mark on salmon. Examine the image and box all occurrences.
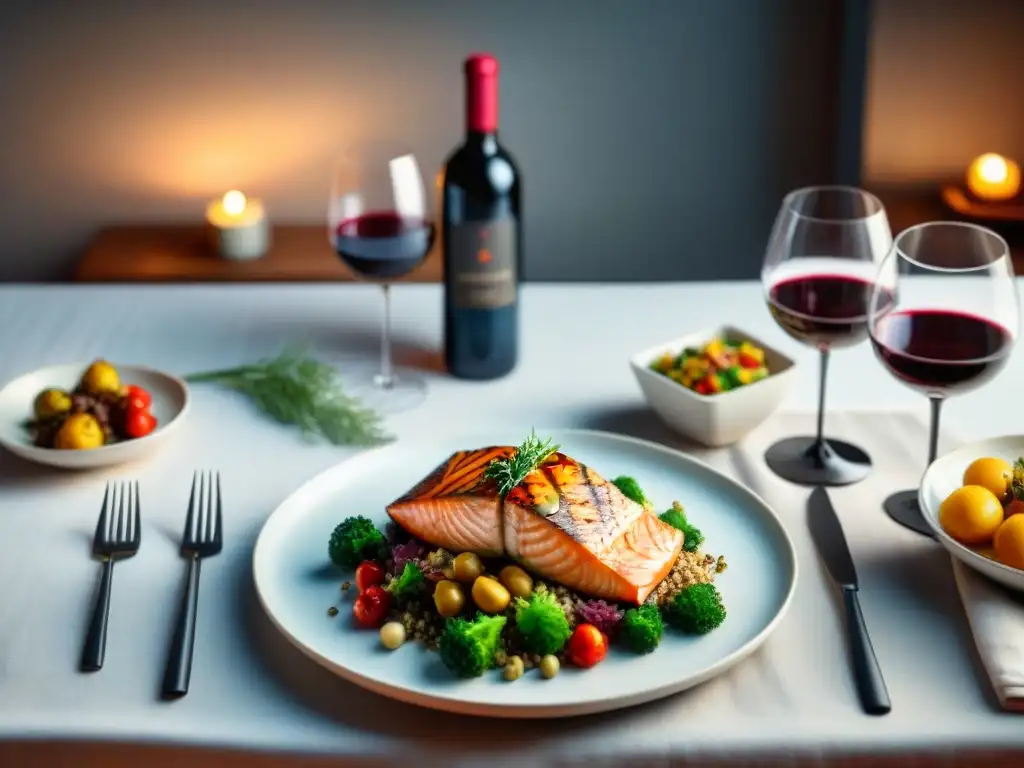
[388,446,684,605]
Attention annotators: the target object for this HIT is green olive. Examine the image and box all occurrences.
[471,575,510,614]
[34,388,72,420]
[539,654,560,679]
[452,552,484,583]
[503,655,524,681]
[499,565,533,599]
[433,579,465,618]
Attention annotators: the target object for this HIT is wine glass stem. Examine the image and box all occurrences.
[927,396,943,466]
[377,283,395,390]
[814,348,830,447]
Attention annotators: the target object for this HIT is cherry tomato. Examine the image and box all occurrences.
[352,585,391,628]
[123,384,152,411]
[355,560,386,593]
[124,408,157,438]
[566,623,608,668]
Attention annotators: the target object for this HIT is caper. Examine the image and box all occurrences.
[539,654,560,679]
[499,565,533,599]
[471,575,510,614]
[452,552,484,583]
[433,579,465,618]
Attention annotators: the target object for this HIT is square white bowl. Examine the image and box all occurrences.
[630,325,797,447]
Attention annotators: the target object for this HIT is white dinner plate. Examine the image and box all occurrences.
[0,363,190,470]
[253,428,798,718]
[920,435,1024,593]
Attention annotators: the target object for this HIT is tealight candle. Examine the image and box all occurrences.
[205,190,270,260]
[966,153,1021,202]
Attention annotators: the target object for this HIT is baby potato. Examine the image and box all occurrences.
[452,552,484,583]
[471,575,510,614]
[498,565,533,599]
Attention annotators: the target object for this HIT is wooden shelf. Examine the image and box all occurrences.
[74,224,442,283]
[870,185,1024,273]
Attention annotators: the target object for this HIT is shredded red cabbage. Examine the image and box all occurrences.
[390,539,427,572]
[576,599,623,636]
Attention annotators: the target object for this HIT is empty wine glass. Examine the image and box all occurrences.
[761,186,893,486]
[868,222,1019,535]
[328,143,435,413]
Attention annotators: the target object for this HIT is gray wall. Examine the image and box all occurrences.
[864,0,1024,186]
[0,0,842,282]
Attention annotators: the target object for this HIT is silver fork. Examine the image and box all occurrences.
[162,471,223,698]
[81,482,141,672]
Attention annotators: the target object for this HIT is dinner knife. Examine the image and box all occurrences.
[808,486,891,716]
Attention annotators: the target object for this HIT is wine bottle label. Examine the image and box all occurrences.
[448,218,517,308]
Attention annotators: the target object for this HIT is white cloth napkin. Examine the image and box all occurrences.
[952,557,1024,711]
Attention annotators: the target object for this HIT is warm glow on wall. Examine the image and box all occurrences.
[966,153,1021,202]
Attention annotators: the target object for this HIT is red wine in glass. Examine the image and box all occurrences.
[867,221,1019,537]
[871,310,1013,395]
[768,273,894,349]
[334,211,436,279]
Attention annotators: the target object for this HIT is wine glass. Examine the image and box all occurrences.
[762,186,893,486]
[328,143,435,413]
[868,222,1019,535]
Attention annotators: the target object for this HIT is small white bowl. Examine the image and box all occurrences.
[920,435,1024,594]
[630,325,797,447]
[0,363,190,470]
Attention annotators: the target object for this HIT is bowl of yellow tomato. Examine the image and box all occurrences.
[920,436,1024,593]
[0,360,190,470]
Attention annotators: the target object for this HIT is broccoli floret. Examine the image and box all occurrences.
[612,476,647,506]
[681,523,704,553]
[618,604,663,654]
[514,592,572,655]
[660,502,704,553]
[664,583,726,634]
[386,561,425,603]
[328,516,386,568]
[659,502,687,531]
[438,612,508,678]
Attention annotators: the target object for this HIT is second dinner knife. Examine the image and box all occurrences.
[808,486,891,715]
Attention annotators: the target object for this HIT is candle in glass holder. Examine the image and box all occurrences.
[966,153,1021,202]
[206,190,270,260]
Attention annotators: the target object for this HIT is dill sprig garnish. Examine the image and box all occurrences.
[484,431,560,496]
[185,347,391,447]
[1012,458,1024,501]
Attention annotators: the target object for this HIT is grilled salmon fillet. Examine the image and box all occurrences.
[386,447,683,605]
[386,446,512,557]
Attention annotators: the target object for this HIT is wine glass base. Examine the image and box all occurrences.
[341,365,427,415]
[764,436,872,487]
[883,490,934,537]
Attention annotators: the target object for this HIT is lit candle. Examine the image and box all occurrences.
[205,190,270,260]
[966,153,1021,202]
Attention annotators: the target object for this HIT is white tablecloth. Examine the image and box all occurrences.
[1,281,1023,766]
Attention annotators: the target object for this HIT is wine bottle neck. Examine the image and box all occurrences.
[464,54,499,134]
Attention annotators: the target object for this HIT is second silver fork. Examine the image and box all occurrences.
[162,470,223,698]
[81,481,141,673]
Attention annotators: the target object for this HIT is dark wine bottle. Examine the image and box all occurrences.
[442,53,521,380]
